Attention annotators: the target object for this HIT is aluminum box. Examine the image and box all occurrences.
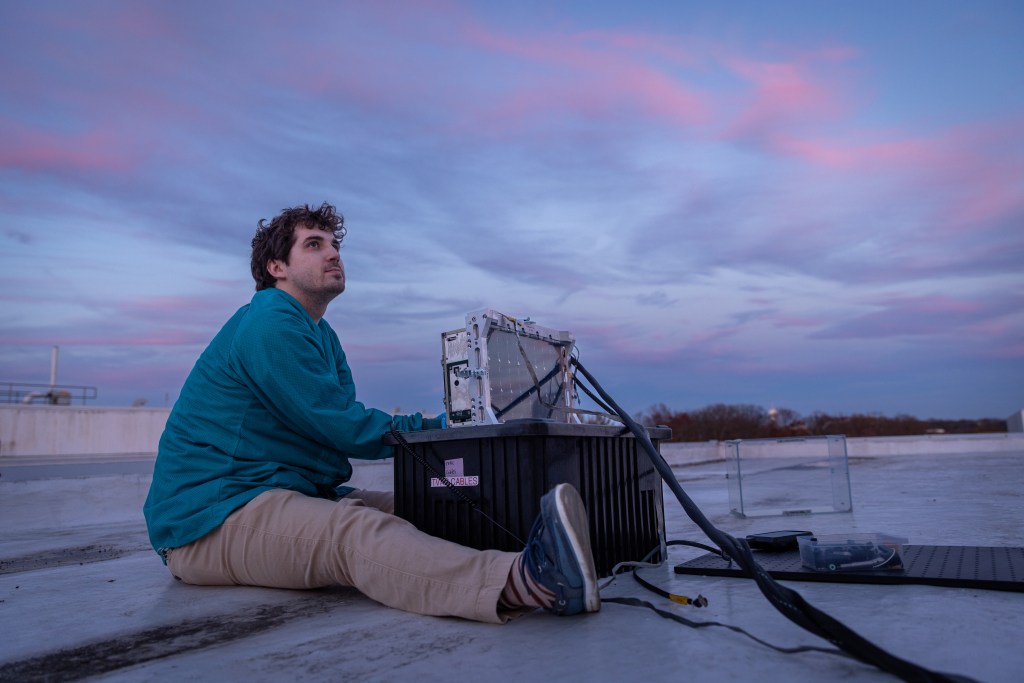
[442,309,576,427]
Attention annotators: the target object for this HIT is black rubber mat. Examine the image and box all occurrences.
[674,545,1024,592]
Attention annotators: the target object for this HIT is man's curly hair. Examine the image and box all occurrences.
[250,202,346,291]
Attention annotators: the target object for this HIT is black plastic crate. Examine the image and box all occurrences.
[385,420,669,578]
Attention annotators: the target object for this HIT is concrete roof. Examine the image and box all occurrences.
[1,440,1022,682]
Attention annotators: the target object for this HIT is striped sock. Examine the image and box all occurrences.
[499,552,556,610]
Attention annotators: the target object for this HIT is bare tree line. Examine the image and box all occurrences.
[636,402,1008,442]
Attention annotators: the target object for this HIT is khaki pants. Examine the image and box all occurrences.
[167,489,518,624]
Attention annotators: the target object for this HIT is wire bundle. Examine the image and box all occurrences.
[571,358,976,683]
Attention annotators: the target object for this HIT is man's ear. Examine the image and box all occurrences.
[267,259,286,279]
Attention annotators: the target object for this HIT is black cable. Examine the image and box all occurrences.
[667,538,728,559]
[604,543,847,658]
[572,372,618,417]
[602,596,854,659]
[493,364,562,419]
[629,565,709,607]
[572,358,978,683]
[507,328,619,423]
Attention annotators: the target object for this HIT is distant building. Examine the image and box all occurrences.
[1008,410,1024,433]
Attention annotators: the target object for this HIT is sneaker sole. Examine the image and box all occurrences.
[551,484,600,613]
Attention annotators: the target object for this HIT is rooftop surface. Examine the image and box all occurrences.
[1,440,1022,683]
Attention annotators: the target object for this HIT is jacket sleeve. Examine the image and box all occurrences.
[230,299,422,460]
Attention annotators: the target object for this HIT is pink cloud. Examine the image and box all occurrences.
[722,56,851,139]
[468,75,708,135]
[765,132,935,169]
[709,43,1023,244]
[0,118,145,172]
[926,121,1024,232]
[745,115,1023,240]
[412,14,868,146]
[453,19,710,129]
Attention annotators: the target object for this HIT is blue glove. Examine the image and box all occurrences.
[423,413,446,430]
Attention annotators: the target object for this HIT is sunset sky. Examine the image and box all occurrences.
[1,0,1021,420]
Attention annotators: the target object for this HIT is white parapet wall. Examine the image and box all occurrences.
[0,405,171,460]
[846,432,1024,457]
[660,441,727,466]
[657,431,1024,467]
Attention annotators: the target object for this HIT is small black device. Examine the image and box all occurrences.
[746,530,813,551]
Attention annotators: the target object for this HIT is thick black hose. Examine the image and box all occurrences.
[571,358,976,683]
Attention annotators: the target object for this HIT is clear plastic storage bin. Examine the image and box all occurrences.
[726,435,852,518]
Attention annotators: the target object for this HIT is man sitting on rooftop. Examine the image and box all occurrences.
[143,202,599,622]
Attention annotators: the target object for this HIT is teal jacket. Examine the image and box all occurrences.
[143,287,435,556]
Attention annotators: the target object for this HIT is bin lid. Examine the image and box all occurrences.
[382,419,671,444]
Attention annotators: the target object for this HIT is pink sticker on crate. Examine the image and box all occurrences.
[431,458,480,487]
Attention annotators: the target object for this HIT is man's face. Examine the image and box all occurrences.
[268,225,345,305]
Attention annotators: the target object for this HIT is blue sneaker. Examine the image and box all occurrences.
[521,483,600,615]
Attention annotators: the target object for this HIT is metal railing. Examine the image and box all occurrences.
[0,382,98,405]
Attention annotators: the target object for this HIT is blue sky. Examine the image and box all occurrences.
[1,0,1021,420]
